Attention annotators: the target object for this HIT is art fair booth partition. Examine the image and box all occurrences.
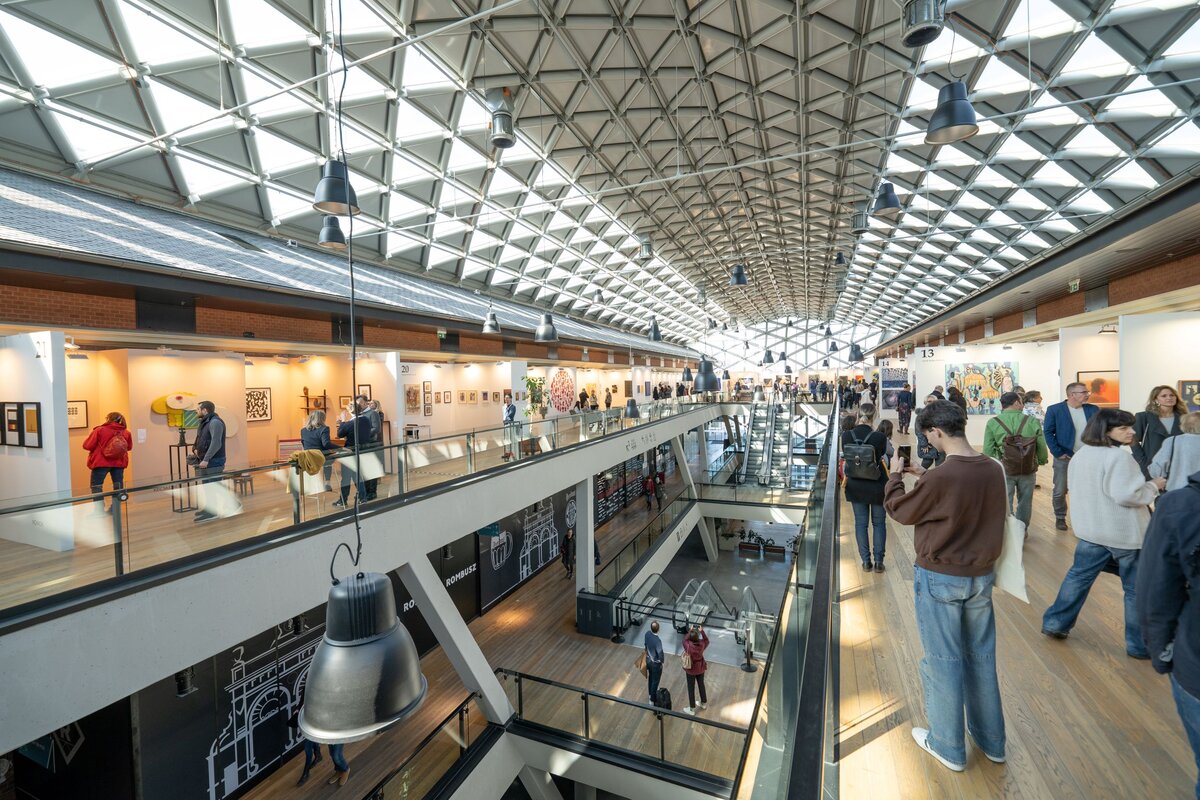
[908,342,1061,444]
[1058,325,1120,408]
[1119,312,1200,415]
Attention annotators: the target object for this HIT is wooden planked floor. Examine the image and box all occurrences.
[837,431,1196,799]
[242,444,765,799]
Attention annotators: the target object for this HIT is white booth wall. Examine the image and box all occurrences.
[1120,312,1200,413]
[1059,325,1120,406]
[910,342,1060,443]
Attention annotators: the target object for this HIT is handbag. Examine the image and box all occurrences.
[635,650,648,677]
[993,514,1029,603]
[680,649,692,670]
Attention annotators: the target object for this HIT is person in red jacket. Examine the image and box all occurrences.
[682,624,710,714]
[82,412,133,511]
[643,474,655,511]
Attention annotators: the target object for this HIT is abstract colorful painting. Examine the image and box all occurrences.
[549,369,576,412]
[945,362,1019,416]
[1180,380,1200,412]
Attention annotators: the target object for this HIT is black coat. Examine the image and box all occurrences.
[1132,411,1182,478]
[841,425,887,505]
[300,425,333,452]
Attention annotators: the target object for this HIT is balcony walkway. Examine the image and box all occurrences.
[837,434,1195,799]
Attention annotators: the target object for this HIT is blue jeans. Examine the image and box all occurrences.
[850,502,886,564]
[329,743,349,773]
[1042,539,1146,656]
[647,662,662,703]
[1173,675,1200,800]
[302,739,322,773]
[913,566,1005,764]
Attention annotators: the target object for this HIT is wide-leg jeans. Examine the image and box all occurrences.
[1041,538,1146,657]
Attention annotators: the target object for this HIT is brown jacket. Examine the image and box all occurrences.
[884,454,1006,577]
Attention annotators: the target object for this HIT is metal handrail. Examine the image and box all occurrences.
[594,488,691,593]
[362,692,480,799]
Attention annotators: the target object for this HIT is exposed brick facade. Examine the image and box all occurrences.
[993,312,1024,335]
[1108,252,1200,306]
[195,305,329,342]
[361,325,439,350]
[459,334,504,356]
[964,323,986,342]
[0,284,136,329]
[1036,292,1086,325]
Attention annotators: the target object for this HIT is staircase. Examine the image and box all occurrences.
[766,404,794,487]
[740,403,770,484]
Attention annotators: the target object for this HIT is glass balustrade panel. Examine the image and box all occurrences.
[585,695,663,760]
[660,714,746,781]
[519,680,584,737]
[372,703,474,800]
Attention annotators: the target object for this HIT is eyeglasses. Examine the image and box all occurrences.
[1069,390,1090,396]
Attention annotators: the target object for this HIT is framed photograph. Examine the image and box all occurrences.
[339,395,352,409]
[357,384,372,398]
[245,387,272,421]
[423,403,433,417]
[468,390,478,403]
[1077,370,1120,409]
[443,391,452,404]
[18,402,41,448]
[493,391,501,404]
[434,393,441,404]
[481,391,489,402]
[422,380,432,392]
[2,402,21,446]
[1180,380,1200,412]
[423,391,433,404]
[66,400,88,429]
[458,390,467,404]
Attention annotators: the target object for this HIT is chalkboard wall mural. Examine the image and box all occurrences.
[477,486,573,610]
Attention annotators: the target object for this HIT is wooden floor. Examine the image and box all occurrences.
[242,443,764,799]
[837,431,1196,799]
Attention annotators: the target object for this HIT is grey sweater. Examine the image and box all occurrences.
[1149,434,1200,492]
[1066,445,1159,550]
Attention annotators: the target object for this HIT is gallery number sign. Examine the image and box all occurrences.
[624,430,658,452]
[918,348,937,359]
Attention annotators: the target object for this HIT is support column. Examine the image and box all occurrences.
[396,557,512,722]
[694,425,710,470]
[574,783,597,800]
[519,765,565,800]
[574,477,595,594]
[722,415,735,449]
[672,435,717,562]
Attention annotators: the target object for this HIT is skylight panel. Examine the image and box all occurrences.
[332,65,391,102]
[266,187,312,219]
[469,229,502,251]
[885,150,924,176]
[919,30,985,70]
[48,110,141,161]
[402,46,456,92]
[905,78,941,112]
[255,129,318,172]
[973,56,1034,99]
[427,245,458,268]
[228,0,309,47]
[1058,34,1133,81]
[176,155,246,195]
[446,140,488,173]
[337,0,390,33]
[391,153,433,186]
[1029,160,1080,187]
[974,166,1017,189]
[1101,160,1158,190]
[1036,215,1081,235]
[1162,15,1200,57]
[147,79,229,137]
[119,1,212,64]
[1103,76,1179,117]
[1,12,121,88]
[1000,0,1076,39]
[458,96,490,130]
[1004,188,1051,211]
[500,139,539,164]
[1148,120,1200,154]
[499,243,526,264]
[388,191,429,221]
[1061,126,1123,157]
[462,257,492,278]
[242,70,313,118]
[1064,188,1113,213]
[394,98,444,141]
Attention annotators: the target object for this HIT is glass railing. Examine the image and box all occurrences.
[497,668,748,783]
[0,403,717,615]
[364,694,484,800]
[593,491,693,596]
[731,398,840,799]
[690,481,811,507]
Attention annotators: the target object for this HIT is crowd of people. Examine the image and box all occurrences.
[835,381,1199,793]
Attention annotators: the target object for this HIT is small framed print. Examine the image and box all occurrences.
[423,403,433,416]
[356,384,371,398]
[443,391,452,403]
[468,390,478,403]
[481,391,489,402]
[434,393,441,404]
[493,391,501,404]
[66,400,88,429]
[423,391,433,404]
[458,390,467,404]
[339,395,352,409]
[3,402,21,446]
[422,380,432,392]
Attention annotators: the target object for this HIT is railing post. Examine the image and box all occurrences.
[112,491,127,576]
[517,674,524,718]
[582,693,590,739]
[292,465,303,524]
[396,444,406,495]
[659,713,666,760]
[465,433,475,473]
[459,705,467,755]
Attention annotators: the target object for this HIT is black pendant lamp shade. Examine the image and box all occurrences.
[829,341,839,353]
[681,366,694,383]
[481,309,501,335]
[534,313,558,343]
[762,350,775,365]
[299,572,427,744]
[822,359,830,368]
[318,216,347,251]
[849,344,865,362]
[729,263,749,286]
[312,160,360,216]
[721,369,731,380]
[901,0,945,48]
[648,317,662,342]
[707,318,718,331]
[872,183,901,218]
[926,81,979,145]
[783,364,793,375]
[753,387,765,402]
[694,357,721,393]
[624,398,640,418]
[834,252,847,268]
[823,325,832,338]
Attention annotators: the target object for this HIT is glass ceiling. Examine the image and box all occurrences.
[0,0,1196,348]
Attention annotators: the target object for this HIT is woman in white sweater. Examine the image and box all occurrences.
[1042,409,1166,658]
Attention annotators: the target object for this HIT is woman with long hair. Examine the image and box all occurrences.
[1132,385,1187,478]
[300,409,334,491]
[1042,409,1166,658]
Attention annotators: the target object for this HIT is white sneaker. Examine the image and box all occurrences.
[697,702,707,710]
[969,731,1006,763]
[912,728,965,772]
[682,707,695,715]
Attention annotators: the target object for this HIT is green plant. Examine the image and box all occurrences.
[522,375,546,419]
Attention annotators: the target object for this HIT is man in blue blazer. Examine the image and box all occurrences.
[1042,382,1099,531]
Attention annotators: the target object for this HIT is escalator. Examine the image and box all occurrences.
[739,403,770,484]
[735,586,778,659]
[672,579,737,632]
[766,404,794,488]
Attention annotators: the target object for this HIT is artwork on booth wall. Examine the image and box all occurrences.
[66,399,88,429]
[1180,380,1200,412]
[423,392,433,405]
[549,369,575,412]
[879,367,908,410]
[1078,371,1120,409]
[481,391,489,402]
[493,391,501,404]
[468,390,478,403]
[434,393,441,404]
[423,404,433,417]
[944,362,1018,416]
[422,380,432,392]
[356,384,371,398]
[443,391,452,404]
[338,395,352,410]
[2,402,19,446]
[150,393,240,436]
[458,390,467,404]
[404,384,420,414]
[245,387,272,422]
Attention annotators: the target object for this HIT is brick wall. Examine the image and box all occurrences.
[195,305,329,342]
[964,323,986,342]
[993,312,1024,335]
[362,326,439,350]
[1036,292,1086,325]
[459,334,504,356]
[1108,252,1200,306]
[515,342,549,359]
[0,284,136,329]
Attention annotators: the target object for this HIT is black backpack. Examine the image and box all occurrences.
[843,431,881,481]
[654,687,672,710]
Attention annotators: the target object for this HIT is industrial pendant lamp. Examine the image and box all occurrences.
[481,307,501,335]
[851,209,870,235]
[729,263,749,286]
[299,572,427,744]
[312,160,360,216]
[823,325,832,338]
[707,318,718,331]
[318,216,347,251]
[829,341,839,353]
[753,386,765,402]
[822,358,830,368]
[901,0,944,48]
[762,350,775,365]
[925,81,979,145]
[721,369,731,380]
[534,313,558,343]
[694,357,721,393]
[1098,323,1118,335]
[834,252,847,268]
[624,398,640,418]
[648,317,662,342]
[783,364,793,375]
[681,365,694,383]
[872,183,902,218]
[849,344,865,362]
[637,234,653,261]
[484,87,517,149]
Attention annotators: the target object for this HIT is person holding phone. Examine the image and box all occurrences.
[681,624,710,715]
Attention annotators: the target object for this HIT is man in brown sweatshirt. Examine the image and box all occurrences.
[884,400,1007,772]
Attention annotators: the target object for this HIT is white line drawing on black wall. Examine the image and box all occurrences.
[519,500,560,580]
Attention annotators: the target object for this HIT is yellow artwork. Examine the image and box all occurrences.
[150,391,240,435]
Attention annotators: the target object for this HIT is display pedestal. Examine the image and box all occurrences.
[168,443,198,513]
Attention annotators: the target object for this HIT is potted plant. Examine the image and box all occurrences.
[522,375,547,419]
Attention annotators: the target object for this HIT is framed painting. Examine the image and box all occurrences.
[66,400,88,429]
[423,403,433,417]
[1180,380,1200,412]
[434,393,441,404]
[18,402,41,448]
[423,391,433,405]
[356,384,372,398]
[481,391,489,402]
[493,391,501,404]
[404,384,420,414]
[944,362,1018,415]
[1077,370,1119,409]
[443,391,452,403]
[458,390,467,404]
[339,395,352,409]
[2,402,21,446]
[245,387,272,421]
[468,390,478,403]
[422,380,432,392]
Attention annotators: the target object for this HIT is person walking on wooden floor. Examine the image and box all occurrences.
[884,400,1008,772]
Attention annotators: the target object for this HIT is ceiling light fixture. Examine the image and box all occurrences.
[318,216,347,251]
[834,252,847,268]
[481,307,501,335]
[637,233,653,261]
[694,357,721,393]
[871,183,902,219]
[484,87,516,149]
[648,317,662,342]
[624,398,640,419]
[534,313,558,343]
[729,263,749,287]
[925,81,979,145]
[851,209,870,234]
[901,0,945,48]
[682,365,694,383]
[312,160,360,216]
[1098,323,1118,335]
